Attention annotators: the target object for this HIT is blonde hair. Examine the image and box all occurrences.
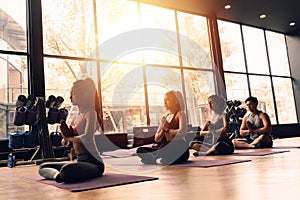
[165,90,186,113]
[208,95,226,113]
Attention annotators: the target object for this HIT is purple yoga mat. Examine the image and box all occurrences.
[271,146,300,149]
[102,148,137,158]
[112,159,251,167]
[25,173,158,192]
[172,159,251,167]
[101,144,153,158]
[233,150,290,156]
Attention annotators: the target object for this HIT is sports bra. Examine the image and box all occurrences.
[72,112,86,135]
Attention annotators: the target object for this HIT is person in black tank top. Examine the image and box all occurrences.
[136,90,190,165]
[232,96,273,148]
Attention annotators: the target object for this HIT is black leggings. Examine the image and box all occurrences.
[39,153,104,183]
[214,137,234,155]
[191,136,234,155]
[137,141,190,165]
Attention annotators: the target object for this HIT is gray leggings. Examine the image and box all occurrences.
[39,153,104,183]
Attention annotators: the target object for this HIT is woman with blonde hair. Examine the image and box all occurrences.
[192,95,234,156]
[136,90,190,165]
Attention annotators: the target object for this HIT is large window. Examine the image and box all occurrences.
[0,1,28,138]
[41,0,215,133]
[42,1,96,57]
[217,21,246,73]
[0,1,298,139]
[219,20,297,124]
[243,26,270,75]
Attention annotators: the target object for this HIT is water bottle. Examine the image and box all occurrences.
[7,153,16,168]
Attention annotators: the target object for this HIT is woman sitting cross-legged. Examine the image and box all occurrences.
[191,95,234,156]
[136,90,190,165]
[38,78,105,183]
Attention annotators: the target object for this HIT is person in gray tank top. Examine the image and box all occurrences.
[232,96,273,148]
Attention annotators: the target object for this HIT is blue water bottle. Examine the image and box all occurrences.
[7,153,16,168]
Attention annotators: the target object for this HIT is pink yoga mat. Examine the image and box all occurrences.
[25,173,158,192]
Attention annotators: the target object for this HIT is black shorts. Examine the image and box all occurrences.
[238,135,273,148]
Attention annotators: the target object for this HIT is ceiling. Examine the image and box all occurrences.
[141,0,300,35]
[215,0,300,35]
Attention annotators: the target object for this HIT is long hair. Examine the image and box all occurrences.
[73,78,103,131]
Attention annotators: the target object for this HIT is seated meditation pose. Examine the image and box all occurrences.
[192,95,234,156]
[38,78,105,183]
[136,90,190,165]
[232,96,273,148]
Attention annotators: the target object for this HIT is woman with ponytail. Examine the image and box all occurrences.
[38,78,105,183]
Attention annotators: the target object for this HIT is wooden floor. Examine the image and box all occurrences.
[1,137,300,200]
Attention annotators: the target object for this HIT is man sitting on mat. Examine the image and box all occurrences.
[232,96,273,149]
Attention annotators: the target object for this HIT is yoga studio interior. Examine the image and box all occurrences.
[1,0,300,199]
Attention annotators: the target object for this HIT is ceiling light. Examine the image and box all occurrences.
[289,22,296,26]
[259,14,267,19]
[224,4,231,9]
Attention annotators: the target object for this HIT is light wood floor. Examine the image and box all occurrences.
[1,137,300,200]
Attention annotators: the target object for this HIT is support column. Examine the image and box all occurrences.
[207,15,227,98]
[26,0,54,159]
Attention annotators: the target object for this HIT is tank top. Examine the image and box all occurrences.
[209,111,227,143]
[167,112,179,130]
[247,111,270,138]
[156,112,181,146]
[209,111,224,130]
